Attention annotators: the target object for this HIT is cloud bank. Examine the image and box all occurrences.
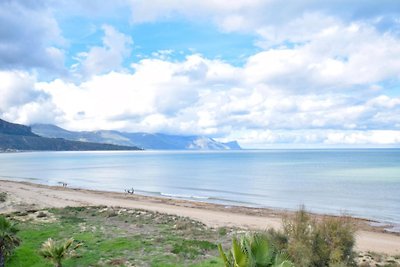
[1,0,400,147]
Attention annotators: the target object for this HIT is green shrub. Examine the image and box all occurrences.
[282,208,314,267]
[218,227,228,236]
[264,229,289,255]
[0,192,7,203]
[0,215,20,266]
[314,216,355,266]
[282,207,356,267]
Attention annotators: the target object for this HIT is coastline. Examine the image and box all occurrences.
[1,179,399,255]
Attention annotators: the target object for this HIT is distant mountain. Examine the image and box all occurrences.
[0,119,37,137]
[0,119,141,151]
[31,124,242,150]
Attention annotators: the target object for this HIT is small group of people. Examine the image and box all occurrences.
[125,187,135,194]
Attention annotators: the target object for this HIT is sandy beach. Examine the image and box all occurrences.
[1,179,399,255]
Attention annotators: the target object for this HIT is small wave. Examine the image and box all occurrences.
[175,186,270,199]
[0,175,41,181]
[208,196,262,207]
[132,189,261,206]
[146,191,261,207]
[369,221,400,234]
[385,225,400,233]
[160,192,209,200]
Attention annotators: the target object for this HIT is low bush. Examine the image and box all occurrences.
[283,207,356,267]
[218,207,357,267]
[0,215,20,266]
[0,192,7,202]
[218,227,228,236]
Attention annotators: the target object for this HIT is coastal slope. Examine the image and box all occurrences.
[31,123,241,150]
[0,119,141,151]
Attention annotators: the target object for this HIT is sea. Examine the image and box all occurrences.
[0,149,399,230]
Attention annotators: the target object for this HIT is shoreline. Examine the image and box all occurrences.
[2,177,398,233]
[1,179,400,255]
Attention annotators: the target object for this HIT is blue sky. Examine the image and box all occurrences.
[62,18,258,67]
[1,0,400,148]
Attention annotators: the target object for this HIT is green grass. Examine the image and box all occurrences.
[171,239,216,259]
[6,206,230,267]
[8,223,61,267]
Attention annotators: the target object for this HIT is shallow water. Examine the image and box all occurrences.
[0,149,399,228]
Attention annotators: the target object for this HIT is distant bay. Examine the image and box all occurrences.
[0,149,399,229]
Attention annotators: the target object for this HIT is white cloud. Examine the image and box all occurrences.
[36,55,236,132]
[246,21,400,91]
[0,71,62,125]
[26,51,400,148]
[223,129,400,148]
[0,71,38,110]
[73,25,133,77]
[126,0,400,34]
[324,130,400,145]
[1,48,399,147]
[0,0,65,72]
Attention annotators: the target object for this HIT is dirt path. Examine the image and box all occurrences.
[1,180,399,254]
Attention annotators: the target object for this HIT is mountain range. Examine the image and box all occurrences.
[31,124,241,150]
[0,119,140,151]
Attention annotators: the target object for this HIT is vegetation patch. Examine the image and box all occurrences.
[0,192,7,202]
[171,239,216,259]
[3,206,400,267]
[11,210,57,224]
[6,206,228,267]
[282,207,356,267]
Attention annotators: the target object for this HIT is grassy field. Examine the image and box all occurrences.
[2,201,400,266]
[6,206,232,267]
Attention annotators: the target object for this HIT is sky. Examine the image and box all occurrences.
[1,0,400,148]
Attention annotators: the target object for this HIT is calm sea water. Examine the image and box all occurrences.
[1,149,399,228]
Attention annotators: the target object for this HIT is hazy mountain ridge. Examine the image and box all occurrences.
[0,119,38,137]
[0,119,141,151]
[31,124,241,150]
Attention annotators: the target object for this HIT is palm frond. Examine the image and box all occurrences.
[232,237,249,267]
[40,237,82,266]
[218,244,231,267]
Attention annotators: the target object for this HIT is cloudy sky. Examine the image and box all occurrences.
[1,0,400,148]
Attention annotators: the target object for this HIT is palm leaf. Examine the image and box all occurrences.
[218,244,231,267]
[274,253,295,267]
[275,260,295,267]
[232,237,249,267]
[250,233,274,265]
[0,215,20,258]
[40,237,82,266]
